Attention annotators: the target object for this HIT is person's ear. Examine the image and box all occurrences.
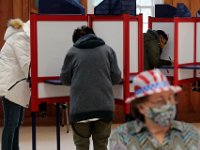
[159,36,163,42]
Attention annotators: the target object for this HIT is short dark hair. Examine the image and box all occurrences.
[131,96,148,122]
[72,26,95,43]
[156,30,168,41]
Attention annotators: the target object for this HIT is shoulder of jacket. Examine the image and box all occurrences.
[13,32,29,41]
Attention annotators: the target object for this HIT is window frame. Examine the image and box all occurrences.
[136,0,164,32]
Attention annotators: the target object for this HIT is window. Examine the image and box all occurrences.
[137,0,164,32]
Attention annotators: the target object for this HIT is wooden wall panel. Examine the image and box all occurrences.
[164,0,173,5]
[22,0,30,20]
[13,0,23,18]
[0,0,13,47]
[191,0,200,16]
[165,0,200,16]
[0,0,30,48]
[172,0,191,8]
[13,0,29,21]
[80,0,87,13]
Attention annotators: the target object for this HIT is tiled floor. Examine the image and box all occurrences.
[0,123,200,150]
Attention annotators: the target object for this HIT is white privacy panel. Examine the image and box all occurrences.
[160,69,174,77]
[112,83,134,99]
[37,21,87,77]
[130,21,138,73]
[39,83,129,99]
[197,22,200,62]
[152,23,174,61]
[178,23,194,64]
[93,21,123,76]
[160,69,194,80]
[38,83,70,98]
[178,69,194,80]
[196,70,200,78]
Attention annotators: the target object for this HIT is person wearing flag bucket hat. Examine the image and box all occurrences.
[110,69,200,150]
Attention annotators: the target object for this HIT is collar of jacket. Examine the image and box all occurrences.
[130,120,184,135]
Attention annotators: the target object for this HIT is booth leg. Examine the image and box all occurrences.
[65,104,69,133]
[192,81,197,91]
[60,103,70,133]
[32,112,37,150]
[197,81,200,92]
[56,103,61,150]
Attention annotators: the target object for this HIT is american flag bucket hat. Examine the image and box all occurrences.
[126,69,182,103]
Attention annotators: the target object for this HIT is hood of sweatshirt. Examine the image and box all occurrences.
[73,34,105,49]
[4,26,23,40]
[144,29,160,42]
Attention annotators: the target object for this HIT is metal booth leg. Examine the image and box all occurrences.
[32,112,37,150]
[60,103,70,133]
[65,104,69,133]
[56,103,61,150]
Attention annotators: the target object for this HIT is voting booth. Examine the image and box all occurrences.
[30,15,87,112]
[30,14,89,150]
[149,17,196,85]
[30,13,143,150]
[90,14,143,115]
[30,13,143,113]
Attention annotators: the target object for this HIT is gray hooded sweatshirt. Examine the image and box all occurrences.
[60,34,121,123]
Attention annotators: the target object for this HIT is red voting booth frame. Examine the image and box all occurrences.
[30,13,143,115]
[149,17,197,86]
[30,13,143,150]
[196,18,200,80]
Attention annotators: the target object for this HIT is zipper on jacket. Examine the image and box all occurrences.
[8,78,27,91]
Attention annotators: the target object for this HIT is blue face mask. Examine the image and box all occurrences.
[146,104,176,127]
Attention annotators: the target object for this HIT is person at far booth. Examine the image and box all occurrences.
[110,69,200,150]
[0,18,30,150]
[144,29,172,70]
[60,26,121,150]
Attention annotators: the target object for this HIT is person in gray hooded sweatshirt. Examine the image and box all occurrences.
[60,26,121,150]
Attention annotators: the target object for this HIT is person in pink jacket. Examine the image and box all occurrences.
[0,18,30,150]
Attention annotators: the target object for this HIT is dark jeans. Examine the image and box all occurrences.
[1,97,24,150]
[72,119,112,150]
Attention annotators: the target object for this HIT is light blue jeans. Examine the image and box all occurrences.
[1,97,23,150]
